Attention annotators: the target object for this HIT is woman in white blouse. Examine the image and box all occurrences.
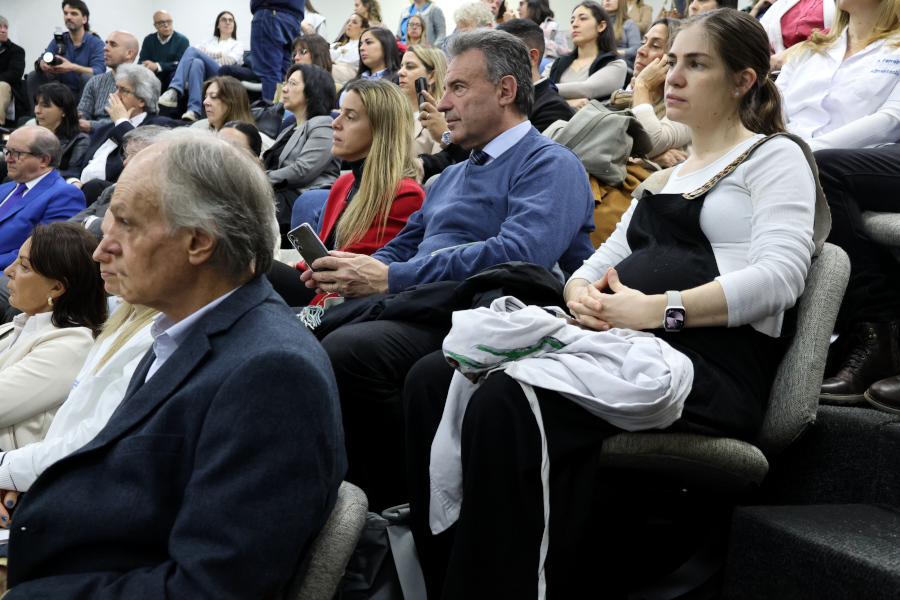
[158,11,245,122]
[404,11,821,598]
[0,222,106,453]
[331,13,369,86]
[0,239,157,511]
[547,1,628,106]
[776,0,900,151]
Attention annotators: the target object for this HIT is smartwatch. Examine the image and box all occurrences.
[663,291,685,333]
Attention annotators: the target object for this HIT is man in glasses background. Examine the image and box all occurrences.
[0,126,85,318]
[138,11,190,89]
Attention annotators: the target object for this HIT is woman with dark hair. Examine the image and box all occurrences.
[190,75,256,133]
[406,9,820,598]
[548,1,628,104]
[264,64,341,234]
[33,83,89,180]
[355,27,402,82]
[0,222,107,451]
[519,0,569,58]
[293,33,333,73]
[158,11,245,121]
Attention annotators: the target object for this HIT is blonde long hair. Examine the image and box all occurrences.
[612,0,629,41]
[407,44,447,101]
[407,14,429,44]
[92,303,159,375]
[335,79,418,249]
[792,0,900,57]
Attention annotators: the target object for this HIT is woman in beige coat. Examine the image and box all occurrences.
[0,222,106,450]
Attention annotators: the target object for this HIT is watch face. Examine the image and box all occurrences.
[665,308,685,331]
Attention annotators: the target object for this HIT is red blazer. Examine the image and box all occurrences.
[318,173,425,256]
[298,174,425,304]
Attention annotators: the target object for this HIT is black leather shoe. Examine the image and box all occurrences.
[820,321,900,404]
[865,375,900,415]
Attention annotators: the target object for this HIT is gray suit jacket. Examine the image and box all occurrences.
[266,114,340,195]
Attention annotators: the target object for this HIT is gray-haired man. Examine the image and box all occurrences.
[4,129,346,598]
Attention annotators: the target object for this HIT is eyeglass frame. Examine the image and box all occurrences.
[154,19,173,26]
[115,86,136,96]
[292,48,310,56]
[219,16,235,23]
[1,147,41,162]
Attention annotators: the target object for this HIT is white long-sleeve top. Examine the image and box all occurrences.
[330,40,360,67]
[777,29,900,150]
[197,36,244,65]
[0,312,153,491]
[569,135,816,338]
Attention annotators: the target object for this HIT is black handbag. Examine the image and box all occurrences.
[250,99,285,140]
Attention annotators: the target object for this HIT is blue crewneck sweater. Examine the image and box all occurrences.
[373,127,595,293]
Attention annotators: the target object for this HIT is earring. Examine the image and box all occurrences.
[734,92,740,97]
[47,297,53,307]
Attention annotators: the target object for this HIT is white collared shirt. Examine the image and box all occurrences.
[0,171,53,207]
[777,29,900,145]
[478,120,533,166]
[0,312,54,358]
[79,112,148,185]
[144,287,239,382]
[158,33,172,45]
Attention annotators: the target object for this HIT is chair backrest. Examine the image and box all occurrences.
[755,243,850,457]
[286,481,369,600]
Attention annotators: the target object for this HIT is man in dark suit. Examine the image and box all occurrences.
[72,63,181,197]
[2,130,347,599]
[0,16,25,126]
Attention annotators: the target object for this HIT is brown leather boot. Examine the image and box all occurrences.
[820,321,900,404]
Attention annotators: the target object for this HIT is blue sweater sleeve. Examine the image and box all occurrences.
[87,36,105,75]
[385,146,595,292]
[373,204,427,267]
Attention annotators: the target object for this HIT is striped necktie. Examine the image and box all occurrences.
[469,150,490,167]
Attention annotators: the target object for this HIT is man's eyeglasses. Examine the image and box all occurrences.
[1,148,38,162]
[116,86,136,96]
[154,19,173,26]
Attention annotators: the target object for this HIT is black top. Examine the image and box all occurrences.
[548,51,619,85]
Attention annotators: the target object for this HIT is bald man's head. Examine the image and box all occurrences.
[104,30,139,69]
[6,126,60,183]
[153,11,174,37]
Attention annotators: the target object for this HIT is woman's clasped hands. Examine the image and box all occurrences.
[565,267,666,332]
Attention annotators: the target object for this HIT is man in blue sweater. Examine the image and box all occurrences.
[302,29,595,511]
[25,1,104,113]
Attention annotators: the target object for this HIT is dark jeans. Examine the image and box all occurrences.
[25,70,92,115]
[404,351,624,599]
[218,64,259,83]
[251,8,301,101]
[321,319,449,513]
[815,146,900,324]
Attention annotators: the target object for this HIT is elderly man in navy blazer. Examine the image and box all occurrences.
[2,129,347,598]
[0,126,85,269]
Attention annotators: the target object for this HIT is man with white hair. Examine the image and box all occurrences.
[442,1,494,52]
[77,30,140,133]
[0,15,25,126]
[3,129,346,598]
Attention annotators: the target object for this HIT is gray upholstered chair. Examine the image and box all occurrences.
[286,481,369,600]
[596,243,851,491]
[862,212,900,248]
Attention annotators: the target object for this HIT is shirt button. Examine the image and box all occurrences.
[19,527,25,531]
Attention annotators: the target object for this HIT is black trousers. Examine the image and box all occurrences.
[266,262,317,307]
[405,351,624,600]
[815,146,900,323]
[321,320,449,513]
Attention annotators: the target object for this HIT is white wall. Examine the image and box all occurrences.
[5,0,753,68]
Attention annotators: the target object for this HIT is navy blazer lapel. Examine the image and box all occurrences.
[70,277,277,455]
[0,171,61,226]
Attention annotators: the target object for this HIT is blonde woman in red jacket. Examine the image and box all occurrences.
[269,77,424,307]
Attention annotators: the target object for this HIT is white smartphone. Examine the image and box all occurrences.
[286,223,330,271]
